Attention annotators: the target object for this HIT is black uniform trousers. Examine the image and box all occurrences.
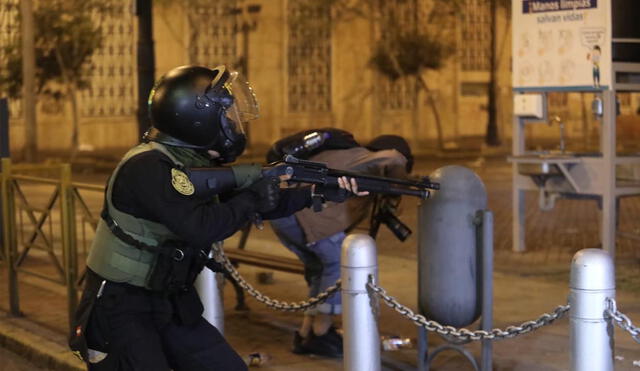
[81,271,247,371]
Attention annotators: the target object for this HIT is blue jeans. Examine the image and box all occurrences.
[270,215,343,315]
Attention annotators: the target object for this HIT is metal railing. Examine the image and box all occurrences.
[1,158,103,325]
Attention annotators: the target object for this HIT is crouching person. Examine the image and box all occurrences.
[267,129,413,358]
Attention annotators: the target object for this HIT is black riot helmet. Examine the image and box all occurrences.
[145,65,259,163]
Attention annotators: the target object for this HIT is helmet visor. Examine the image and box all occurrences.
[222,102,245,138]
[225,71,259,122]
[207,67,259,140]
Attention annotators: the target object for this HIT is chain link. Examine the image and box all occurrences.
[216,248,340,312]
[606,298,640,344]
[216,247,640,344]
[367,279,570,342]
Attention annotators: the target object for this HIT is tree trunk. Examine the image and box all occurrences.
[411,76,420,150]
[417,76,444,151]
[485,0,500,146]
[54,50,80,161]
[68,83,80,161]
[55,48,79,161]
[20,0,38,162]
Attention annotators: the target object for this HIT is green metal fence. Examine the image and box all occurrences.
[0,158,103,325]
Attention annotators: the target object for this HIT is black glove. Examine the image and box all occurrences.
[247,176,281,213]
[315,184,351,203]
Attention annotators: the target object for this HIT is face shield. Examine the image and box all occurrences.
[206,67,259,141]
[203,66,259,162]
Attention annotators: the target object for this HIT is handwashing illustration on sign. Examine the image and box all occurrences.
[559,59,575,84]
[537,30,553,56]
[582,27,605,88]
[537,60,553,84]
[518,62,534,86]
[513,0,610,90]
[557,29,573,55]
[518,32,531,57]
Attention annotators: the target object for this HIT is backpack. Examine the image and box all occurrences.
[266,128,360,163]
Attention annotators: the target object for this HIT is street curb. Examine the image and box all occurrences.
[0,312,84,371]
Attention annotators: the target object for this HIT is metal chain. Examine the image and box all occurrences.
[216,248,340,312]
[367,279,570,342]
[606,298,640,344]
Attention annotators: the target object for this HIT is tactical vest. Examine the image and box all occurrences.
[86,142,183,287]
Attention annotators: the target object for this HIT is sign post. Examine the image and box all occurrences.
[0,98,8,262]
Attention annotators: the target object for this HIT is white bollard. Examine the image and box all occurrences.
[196,251,225,334]
[341,234,380,371]
[570,248,615,371]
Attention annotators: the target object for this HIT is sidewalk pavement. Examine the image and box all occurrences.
[1,231,639,370]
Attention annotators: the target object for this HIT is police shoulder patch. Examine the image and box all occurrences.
[171,168,195,196]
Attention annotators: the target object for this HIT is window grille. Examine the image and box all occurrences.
[548,92,568,107]
[619,93,631,107]
[461,0,491,71]
[188,0,238,67]
[287,0,332,113]
[79,0,136,117]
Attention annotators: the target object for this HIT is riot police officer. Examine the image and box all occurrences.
[69,65,361,370]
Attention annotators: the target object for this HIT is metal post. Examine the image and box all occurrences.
[570,248,615,371]
[600,90,617,257]
[417,327,427,371]
[0,99,9,264]
[512,116,526,252]
[135,0,155,139]
[1,158,19,315]
[479,210,493,371]
[341,234,380,371]
[20,0,37,162]
[196,251,225,333]
[0,99,8,158]
[60,164,78,325]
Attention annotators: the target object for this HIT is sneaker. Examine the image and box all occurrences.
[325,327,343,349]
[301,328,343,358]
[292,331,308,354]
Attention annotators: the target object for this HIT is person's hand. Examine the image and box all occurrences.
[316,176,370,203]
[247,176,281,213]
[338,176,369,197]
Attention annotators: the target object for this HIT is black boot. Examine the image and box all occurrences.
[294,327,343,358]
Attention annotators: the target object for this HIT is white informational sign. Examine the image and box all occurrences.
[512,0,611,91]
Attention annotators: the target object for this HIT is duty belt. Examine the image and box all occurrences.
[100,209,225,274]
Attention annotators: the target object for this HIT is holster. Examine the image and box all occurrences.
[69,270,110,364]
[145,240,209,293]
